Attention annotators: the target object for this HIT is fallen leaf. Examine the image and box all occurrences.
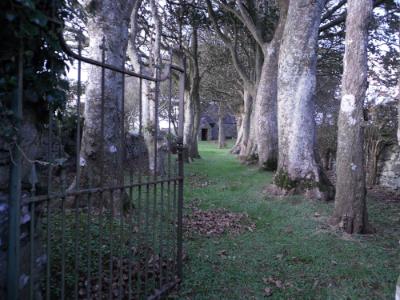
[275,280,283,289]
[284,225,293,234]
[264,287,273,297]
[217,250,228,257]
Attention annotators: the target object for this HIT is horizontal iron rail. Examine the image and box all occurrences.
[25,177,183,204]
[59,34,184,79]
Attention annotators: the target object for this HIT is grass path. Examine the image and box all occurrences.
[177,141,399,299]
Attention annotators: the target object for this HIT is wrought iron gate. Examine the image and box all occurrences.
[5,33,185,299]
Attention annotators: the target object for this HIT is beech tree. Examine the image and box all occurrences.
[78,0,137,208]
[330,0,373,234]
[273,0,333,200]
[183,23,202,160]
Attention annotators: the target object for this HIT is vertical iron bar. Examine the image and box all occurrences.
[144,183,150,295]
[127,170,134,300]
[177,58,185,139]
[139,67,143,136]
[61,189,66,300]
[152,63,161,293]
[176,58,185,281]
[73,37,82,300]
[7,39,23,300]
[58,119,67,300]
[98,36,106,299]
[118,59,126,300]
[75,38,82,191]
[167,51,173,282]
[29,200,35,299]
[172,179,177,277]
[159,182,164,288]
[176,142,184,281]
[137,67,144,297]
[86,192,92,299]
[108,190,115,300]
[73,194,80,300]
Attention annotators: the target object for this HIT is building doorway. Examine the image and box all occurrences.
[201,128,208,141]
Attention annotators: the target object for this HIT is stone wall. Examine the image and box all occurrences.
[377,144,400,189]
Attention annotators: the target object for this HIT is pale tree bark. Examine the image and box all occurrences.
[239,87,254,159]
[397,80,400,145]
[273,0,332,200]
[330,0,373,234]
[218,103,226,148]
[183,25,201,161]
[254,0,288,170]
[231,112,243,154]
[243,104,258,162]
[78,0,136,209]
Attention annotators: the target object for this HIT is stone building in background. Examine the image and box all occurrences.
[198,104,237,141]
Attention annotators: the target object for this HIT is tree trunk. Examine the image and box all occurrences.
[397,80,400,145]
[231,113,243,154]
[243,105,258,162]
[218,103,226,148]
[183,70,201,160]
[239,88,253,159]
[255,2,288,171]
[330,0,373,234]
[274,0,332,200]
[79,0,136,210]
[183,88,194,161]
[183,25,201,161]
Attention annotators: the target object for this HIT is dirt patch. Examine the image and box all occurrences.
[183,208,256,237]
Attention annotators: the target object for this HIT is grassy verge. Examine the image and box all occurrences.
[177,141,399,299]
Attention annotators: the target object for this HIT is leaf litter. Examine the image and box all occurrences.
[183,207,256,237]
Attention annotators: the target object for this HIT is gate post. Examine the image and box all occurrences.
[7,40,24,300]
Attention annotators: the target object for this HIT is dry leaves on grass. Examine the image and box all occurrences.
[76,245,177,299]
[183,208,256,237]
[187,173,213,188]
[263,276,293,297]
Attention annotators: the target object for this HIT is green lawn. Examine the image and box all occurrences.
[176,141,399,299]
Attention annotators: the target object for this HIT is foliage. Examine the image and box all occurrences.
[0,0,76,143]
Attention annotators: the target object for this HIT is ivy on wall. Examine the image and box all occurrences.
[0,0,77,143]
